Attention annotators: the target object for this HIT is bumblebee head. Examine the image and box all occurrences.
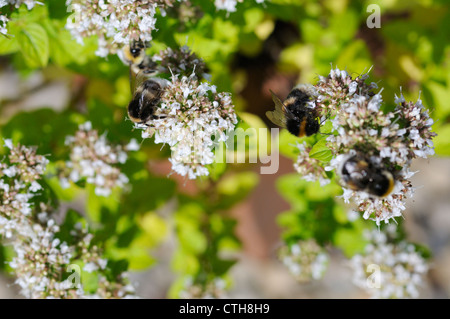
[122,42,145,65]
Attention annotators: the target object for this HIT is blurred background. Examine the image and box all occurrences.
[1,0,450,298]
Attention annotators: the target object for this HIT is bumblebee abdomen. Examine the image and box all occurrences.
[139,100,157,123]
[340,153,395,197]
[286,116,319,137]
[127,98,142,123]
[368,171,394,197]
[304,115,320,136]
[127,94,160,124]
[286,118,301,137]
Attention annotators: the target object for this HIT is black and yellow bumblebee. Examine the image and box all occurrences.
[121,40,146,67]
[127,72,168,125]
[122,40,166,125]
[339,152,395,197]
[266,84,320,137]
[121,40,158,81]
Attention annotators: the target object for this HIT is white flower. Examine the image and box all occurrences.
[395,91,405,105]
[98,259,108,270]
[66,0,159,57]
[60,122,130,196]
[3,165,17,177]
[367,91,383,112]
[0,15,8,35]
[29,181,42,192]
[4,138,13,149]
[215,0,238,12]
[348,81,358,95]
[125,138,140,151]
[350,227,428,299]
[279,240,329,282]
[135,73,237,179]
[83,262,99,273]
[0,1,41,35]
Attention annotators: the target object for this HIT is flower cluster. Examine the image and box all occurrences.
[350,225,429,299]
[153,45,210,81]
[0,14,8,35]
[59,121,135,197]
[292,67,436,225]
[1,0,38,9]
[72,227,137,299]
[294,142,330,187]
[0,0,40,35]
[0,140,136,298]
[179,276,227,299]
[215,0,264,13]
[8,216,83,298]
[135,73,237,179]
[0,140,48,239]
[164,0,203,29]
[278,239,329,282]
[65,0,172,57]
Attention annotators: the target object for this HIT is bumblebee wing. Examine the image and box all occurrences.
[266,90,292,128]
[266,110,286,128]
[129,66,135,94]
[130,70,152,95]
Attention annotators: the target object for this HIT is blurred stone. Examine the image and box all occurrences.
[0,276,18,299]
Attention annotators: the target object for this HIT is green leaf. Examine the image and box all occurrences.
[108,259,129,279]
[1,109,77,156]
[309,139,332,162]
[167,276,187,299]
[80,270,99,293]
[329,10,358,42]
[215,171,259,209]
[434,124,450,156]
[45,174,80,202]
[0,35,20,55]
[278,129,301,160]
[206,158,227,181]
[126,249,155,270]
[424,81,450,120]
[116,224,140,248]
[86,185,120,223]
[17,23,49,68]
[122,177,176,214]
[0,244,6,271]
[177,225,207,254]
[57,209,86,245]
[41,19,90,66]
[320,119,334,134]
[139,213,168,247]
[336,40,372,78]
[211,258,236,277]
[333,227,367,257]
[48,0,71,19]
[171,249,200,274]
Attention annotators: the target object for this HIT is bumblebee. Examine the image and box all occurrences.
[120,40,158,77]
[266,84,320,137]
[339,152,395,197]
[127,74,168,125]
[121,40,146,66]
